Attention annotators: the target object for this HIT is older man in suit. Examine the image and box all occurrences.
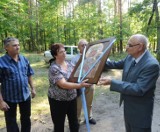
[99,34,159,132]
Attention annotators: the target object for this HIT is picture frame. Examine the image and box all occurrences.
[68,37,116,84]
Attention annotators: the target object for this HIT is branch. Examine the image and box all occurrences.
[147,0,157,33]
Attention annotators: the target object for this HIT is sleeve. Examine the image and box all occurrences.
[71,54,80,66]
[27,63,34,76]
[49,65,64,84]
[0,69,2,83]
[25,58,34,76]
[0,61,3,83]
[110,63,159,96]
[104,56,128,71]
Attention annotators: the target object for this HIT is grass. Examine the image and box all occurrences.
[0,52,126,129]
[24,53,51,119]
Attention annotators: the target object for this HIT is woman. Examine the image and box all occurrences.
[48,43,91,132]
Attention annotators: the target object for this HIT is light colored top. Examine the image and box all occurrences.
[71,53,81,66]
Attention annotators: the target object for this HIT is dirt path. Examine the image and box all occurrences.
[0,70,160,132]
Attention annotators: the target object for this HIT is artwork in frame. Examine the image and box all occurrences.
[68,37,116,84]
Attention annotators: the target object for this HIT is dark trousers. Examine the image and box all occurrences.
[4,97,31,132]
[125,120,151,132]
[48,97,79,132]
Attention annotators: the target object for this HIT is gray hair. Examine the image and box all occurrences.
[3,37,19,46]
[78,39,88,46]
[131,34,149,48]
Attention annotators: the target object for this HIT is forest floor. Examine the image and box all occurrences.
[0,69,160,132]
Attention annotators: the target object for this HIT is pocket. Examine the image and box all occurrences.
[3,68,17,80]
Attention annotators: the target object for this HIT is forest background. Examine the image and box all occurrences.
[0,0,160,131]
[0,0,160,60]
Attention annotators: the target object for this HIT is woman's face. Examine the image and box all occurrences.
[55,47,66,60]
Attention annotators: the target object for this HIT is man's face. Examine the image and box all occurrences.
[126,37,141,57]
[78,43,87,54]
[5,40,20,55]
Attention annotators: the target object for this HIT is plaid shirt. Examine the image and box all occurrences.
[0,54,34,103]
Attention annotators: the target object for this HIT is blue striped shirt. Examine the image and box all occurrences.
[0,54,34,103]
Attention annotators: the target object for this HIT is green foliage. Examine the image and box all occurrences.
[110,52,127,61]
[127,0,159,57]
[0,0,159,58]
[23,53,43,63]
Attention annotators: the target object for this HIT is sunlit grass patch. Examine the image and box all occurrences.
[0,113,5,128]
[23,53,44,64]
[31,99,50,118]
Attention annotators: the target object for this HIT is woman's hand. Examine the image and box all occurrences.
[80,79,92,88]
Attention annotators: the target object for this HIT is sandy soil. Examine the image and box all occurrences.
[0,69,160,132]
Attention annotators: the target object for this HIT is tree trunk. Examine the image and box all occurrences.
[146,0,157,34]
[118,0,123,53]
[155,0,160,61]
[36,0,39,52]
[28,0,35,51]
[112,0,117,54]
[98,0,103,39]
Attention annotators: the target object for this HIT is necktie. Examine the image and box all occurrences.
[131,60,136,67]
[120,60,136,106]
[127,60,136,77]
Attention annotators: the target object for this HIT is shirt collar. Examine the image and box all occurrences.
[135,50,147,63]
[5,53,21,62]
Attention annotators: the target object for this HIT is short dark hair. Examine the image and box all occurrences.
[50,43,64,59]
[3,37,19,46]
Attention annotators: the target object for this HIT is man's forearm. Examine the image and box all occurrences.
[0,84,10,111]
[28,76,34,90]
[28,76,36,98]
[0,92,4,103]
[0,94,3,103]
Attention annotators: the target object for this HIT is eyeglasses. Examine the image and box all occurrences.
[127,43,140,47]
[81,44,87,47]
[58,50,66,54]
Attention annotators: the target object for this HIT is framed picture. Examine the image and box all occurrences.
[68,37,116,84]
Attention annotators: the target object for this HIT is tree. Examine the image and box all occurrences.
[154,0,160,61]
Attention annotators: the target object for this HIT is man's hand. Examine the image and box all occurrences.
[0,101,10,111]
[98,78,111,85]
[31,88,36,98]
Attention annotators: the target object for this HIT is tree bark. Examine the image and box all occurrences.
[118,0,123,53]
[155,0,160,61]
[146,0,157,33]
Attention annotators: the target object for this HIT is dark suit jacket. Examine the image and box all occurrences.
[105,50,159,128]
